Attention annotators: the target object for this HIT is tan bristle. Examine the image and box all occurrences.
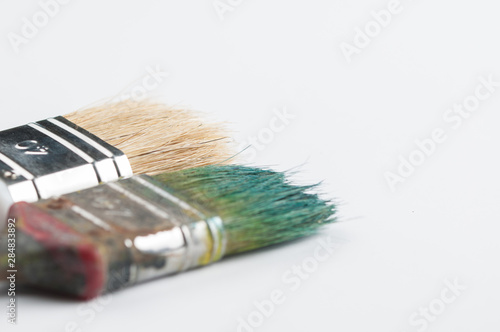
[64,100,234,174]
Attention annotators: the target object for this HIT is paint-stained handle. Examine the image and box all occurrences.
[2,175,225,299]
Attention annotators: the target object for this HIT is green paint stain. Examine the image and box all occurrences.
[154,165,336,255]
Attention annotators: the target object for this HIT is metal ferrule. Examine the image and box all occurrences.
[35,175,227,292]
[0,116,133,224]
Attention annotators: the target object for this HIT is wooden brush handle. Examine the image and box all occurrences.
[2,175,225,299]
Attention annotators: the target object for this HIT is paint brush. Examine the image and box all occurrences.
[0,100,233,225]
[0,165,335,299]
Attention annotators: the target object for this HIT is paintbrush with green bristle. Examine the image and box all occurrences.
[0,165,335,300]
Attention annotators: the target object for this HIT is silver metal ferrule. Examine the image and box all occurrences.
[0,116,133,226]
[40,175,227,291]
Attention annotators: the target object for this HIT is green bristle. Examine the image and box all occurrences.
[153,165,336,256]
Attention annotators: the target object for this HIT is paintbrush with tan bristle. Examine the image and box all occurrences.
[0,99,234,226]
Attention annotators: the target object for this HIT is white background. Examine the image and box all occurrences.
[1,0,499,331]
